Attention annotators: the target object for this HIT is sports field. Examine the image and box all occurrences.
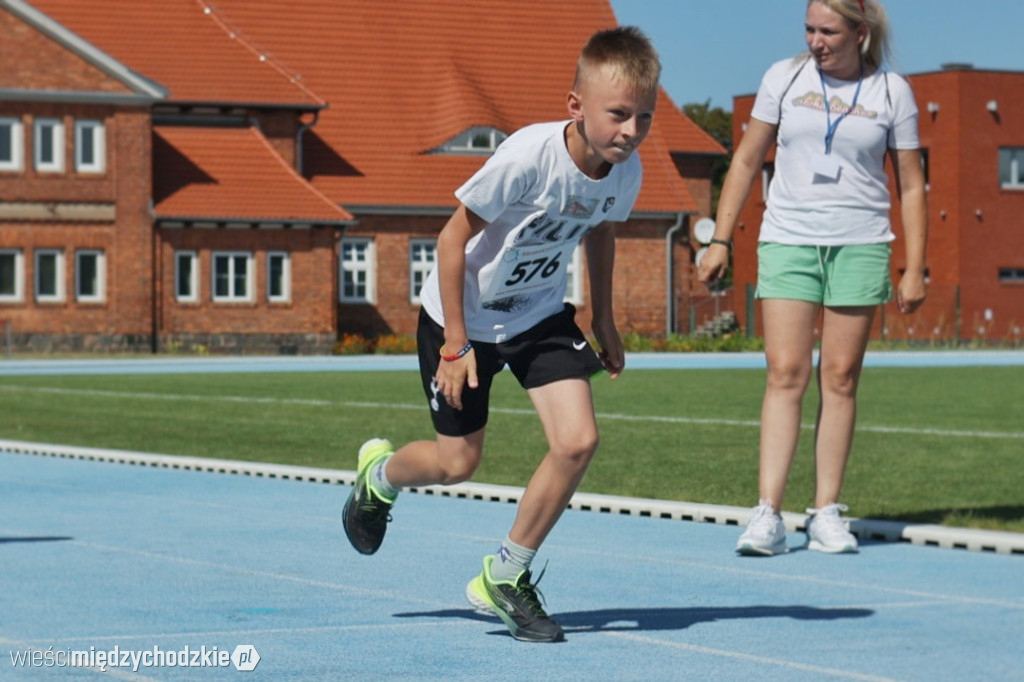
[0,353,1020,532]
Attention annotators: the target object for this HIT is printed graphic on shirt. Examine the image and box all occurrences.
[792,91,879,119]
[561,196,598,219]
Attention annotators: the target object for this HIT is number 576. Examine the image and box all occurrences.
[503,252,562,286]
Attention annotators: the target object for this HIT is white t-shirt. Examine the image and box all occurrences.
[419,120,641,343]
[751,57,919,245]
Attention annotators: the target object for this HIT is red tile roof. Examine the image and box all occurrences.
[153,125,353,223]
[25,0,323,107]
[26,0,726,215]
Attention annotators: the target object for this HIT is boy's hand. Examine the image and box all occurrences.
[592,320,624,379]
[435,349,478,411]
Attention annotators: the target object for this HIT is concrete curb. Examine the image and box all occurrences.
[4,438,1021,556]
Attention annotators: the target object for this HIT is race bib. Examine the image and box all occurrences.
[480,241,574,304]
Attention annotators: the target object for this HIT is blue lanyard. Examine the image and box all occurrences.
[819,65,863,155]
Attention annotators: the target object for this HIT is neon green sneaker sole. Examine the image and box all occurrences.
[464,555,564,643]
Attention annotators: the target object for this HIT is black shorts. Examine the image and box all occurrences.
[416,304,604,437]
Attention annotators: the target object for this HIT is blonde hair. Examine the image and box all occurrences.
[574,26,661,95]
[809,0,892,69]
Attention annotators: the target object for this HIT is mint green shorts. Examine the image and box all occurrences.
[756,242,893,306]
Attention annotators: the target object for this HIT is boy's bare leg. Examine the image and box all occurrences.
[384,431,485,488]
[507,378,599,549]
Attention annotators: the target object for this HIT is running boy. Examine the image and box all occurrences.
[343,26,660,643]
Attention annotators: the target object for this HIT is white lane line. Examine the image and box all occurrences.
[2,384,1021,440]
[601,630,903,681]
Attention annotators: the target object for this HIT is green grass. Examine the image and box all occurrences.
[1,366,1021,532]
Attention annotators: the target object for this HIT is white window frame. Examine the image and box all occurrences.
[564,245,583,305]
[999,147,1024,189]
[267,251,291,303]
[75,249,105,302]
[0,248,24,302]
[74,119,106,173]
[437,126,508,154]
[175,251,198,302]
[409,239,437,304]
[0,116,24,172]
[34,248,65,302]
[211,251,253,302]
[33,117,65,172]
[340,238,376,304]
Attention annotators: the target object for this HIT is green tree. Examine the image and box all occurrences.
[682,99,732,214]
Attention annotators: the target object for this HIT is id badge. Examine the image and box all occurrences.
[812,153,841,181]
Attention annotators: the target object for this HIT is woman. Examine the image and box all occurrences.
[699,0,927,555]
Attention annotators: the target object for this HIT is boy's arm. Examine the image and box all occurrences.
[584,222,624,378]
[435,204,487,410]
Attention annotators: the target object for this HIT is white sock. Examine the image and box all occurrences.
[489,535,536,582]
[370,457,400,500]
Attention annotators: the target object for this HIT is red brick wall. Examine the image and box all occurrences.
[338,214,682,339]
[0,11,133,94]
[156,225,340,351]
[944,71,1024,340]
[0,101,155,350]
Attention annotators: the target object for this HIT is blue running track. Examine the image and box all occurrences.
[2,353,1022,680]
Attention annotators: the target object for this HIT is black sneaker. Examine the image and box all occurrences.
[342,439,395,555]
[465,555,565,642]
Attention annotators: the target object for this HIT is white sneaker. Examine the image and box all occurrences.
[736,500,788,556]
[806,503,859,554]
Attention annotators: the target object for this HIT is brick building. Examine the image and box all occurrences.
[0,0,725,354]
[729,64,1024,343]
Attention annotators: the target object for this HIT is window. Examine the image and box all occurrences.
[175,251,198,302]
[436,126,508,154]
[409,239,437,303]
[34,118,64,172]
[999,268,1024,283]
[0,117,24,171]
[74,120,106,173]
[0,249,24,302]
[75,249,105,302]
[212,252,252,302]
[34,249,65,302]
[340,238,375,303]
[267,251,290,302]
[999,148,1024,188]
[564,245,583,304]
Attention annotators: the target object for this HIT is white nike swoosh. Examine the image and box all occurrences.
[573,340,587,350]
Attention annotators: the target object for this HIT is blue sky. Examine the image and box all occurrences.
[608,0,1024,111]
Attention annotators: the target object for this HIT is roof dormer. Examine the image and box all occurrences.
[433,126,507,155]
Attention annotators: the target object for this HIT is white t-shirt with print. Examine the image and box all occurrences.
[751,57,919,245]
[419,120,641,343]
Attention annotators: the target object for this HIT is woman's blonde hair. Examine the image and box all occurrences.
[809,0,892,69]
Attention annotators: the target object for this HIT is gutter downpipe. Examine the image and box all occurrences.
[665,212,687,337]
[148,200,159,354]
